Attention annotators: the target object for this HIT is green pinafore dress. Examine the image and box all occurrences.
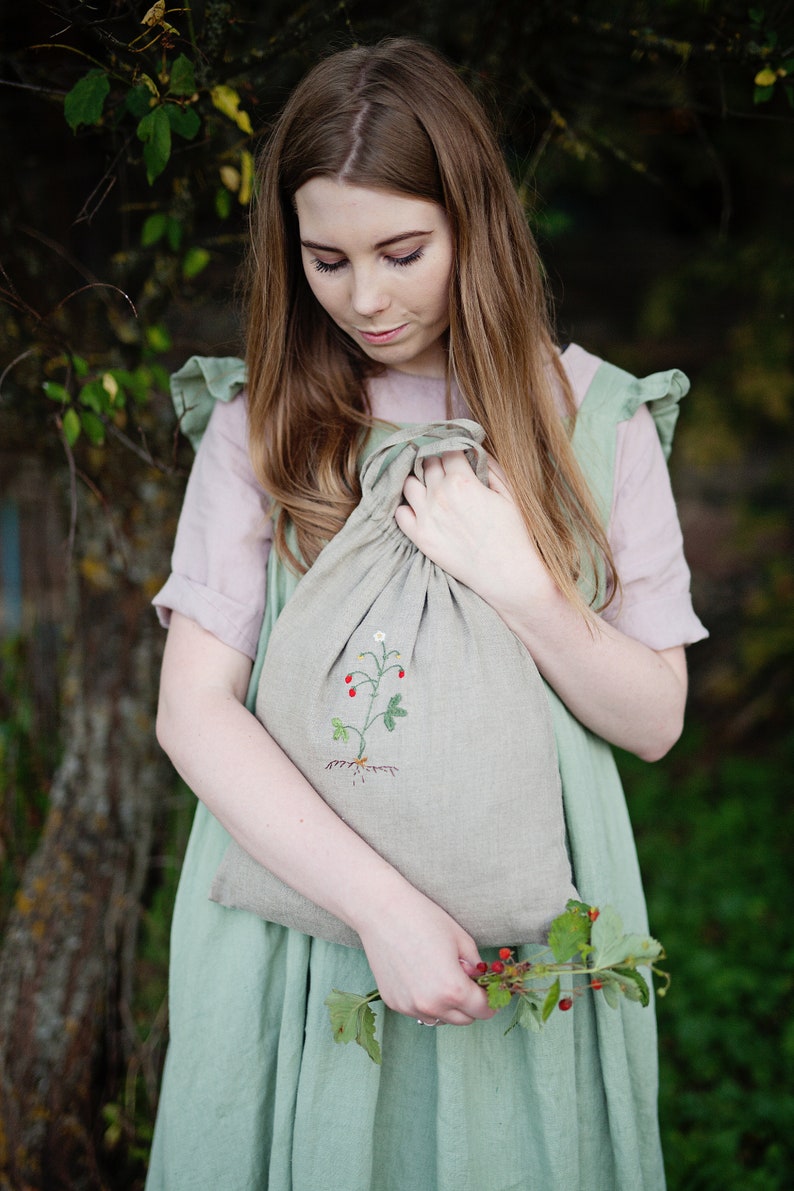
[146,354,688,1191]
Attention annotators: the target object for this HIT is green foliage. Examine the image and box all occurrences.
[619,733,794,1190]
[64,69,110,132]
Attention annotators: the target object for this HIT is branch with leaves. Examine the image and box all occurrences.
[325,900,668,1064]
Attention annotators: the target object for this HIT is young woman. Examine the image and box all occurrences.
[148,37,706,1191]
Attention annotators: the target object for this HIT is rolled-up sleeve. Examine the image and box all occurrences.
[152,394,272,659]
[601,404,708,650]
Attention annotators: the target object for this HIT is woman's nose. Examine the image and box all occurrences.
[350,268,389,318]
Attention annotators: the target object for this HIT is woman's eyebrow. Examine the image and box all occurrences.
[300,230,432,252]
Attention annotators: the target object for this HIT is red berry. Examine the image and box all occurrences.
[498,947,512,961]
[591,979,603,990]
[398,669,405,678]
[490,961,505,974]
[558,997,573,1012]
[588,908,600,922]
[345,675,353,684]
[349,688,356,697]
[475,961,488,974]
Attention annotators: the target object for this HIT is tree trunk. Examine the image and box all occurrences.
[0,478,174,1190]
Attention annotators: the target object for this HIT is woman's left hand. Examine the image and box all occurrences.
[395,450,554,616]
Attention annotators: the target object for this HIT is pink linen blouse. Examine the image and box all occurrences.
[153,344,708,656]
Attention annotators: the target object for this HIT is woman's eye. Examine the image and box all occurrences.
[312,258,345,274]
[388,247,424,268]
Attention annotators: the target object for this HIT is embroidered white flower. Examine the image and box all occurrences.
[373,631,385,642]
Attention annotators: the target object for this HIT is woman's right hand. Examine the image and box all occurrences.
[354,885,496,1026]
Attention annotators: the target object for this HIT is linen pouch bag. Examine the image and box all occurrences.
[210,419,577,948]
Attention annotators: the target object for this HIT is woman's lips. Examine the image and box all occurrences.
[357,324,408,345]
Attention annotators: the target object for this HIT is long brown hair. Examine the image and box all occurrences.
[243,38,615,610]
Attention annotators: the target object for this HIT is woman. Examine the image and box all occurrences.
[148,37,707,1190]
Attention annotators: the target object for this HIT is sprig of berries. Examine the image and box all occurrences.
[325,900,669,1064]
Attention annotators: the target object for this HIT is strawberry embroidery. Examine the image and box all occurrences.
[329,631,408,779]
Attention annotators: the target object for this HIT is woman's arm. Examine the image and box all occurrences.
[395,452,688,762]
[156,611,494,1024]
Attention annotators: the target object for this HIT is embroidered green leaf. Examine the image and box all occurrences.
[331,718,349,743]
[325,989,382,1064]
[383,693,407,732]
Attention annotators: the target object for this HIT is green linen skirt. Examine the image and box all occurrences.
[145,562,665,1191]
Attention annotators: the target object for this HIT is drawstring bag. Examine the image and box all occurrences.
[210,420,577,948]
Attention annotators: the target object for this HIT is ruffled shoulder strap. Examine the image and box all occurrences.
[570,358,690,527]
[170,355,247,451]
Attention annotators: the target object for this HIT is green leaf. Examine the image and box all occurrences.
[325,990,382,1064]
[166,103,200,141]
[541,977,561,1022]
[64,71,110,133]
[748,7,764,24]
[384,693,408,731]
[80,410,105,445]
[485,983,512,1011]
[78,379,110,414]
[137,107,171,184]
[590,906,663,970]
[598,972,621,1010]
[611,965,651,1007]
[169,54,196,97]
[72,356,90,378]
[126,84,156,119]
[548,904,591,962]
[141,213,168,247]
[63,408,81,445]
[505,994,543,1033]
[166,218,183,252]
[332,718,349,743]
[754,84,776,104]
[182,246,211,279]
[43,381,69,404]
[215,187,233,219]
[145,324,172,353]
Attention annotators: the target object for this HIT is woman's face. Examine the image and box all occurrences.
[294,178,454,379]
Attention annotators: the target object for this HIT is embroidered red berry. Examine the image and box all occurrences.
[345,674,353,684]
[498,947,512,961]
[475,961,488,974]
[398,669,405,678]
[588,907,600,922]
[349,688,356,697]
[591,979,603,990]
[558,997,573,1011]
[490,961,505,974]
